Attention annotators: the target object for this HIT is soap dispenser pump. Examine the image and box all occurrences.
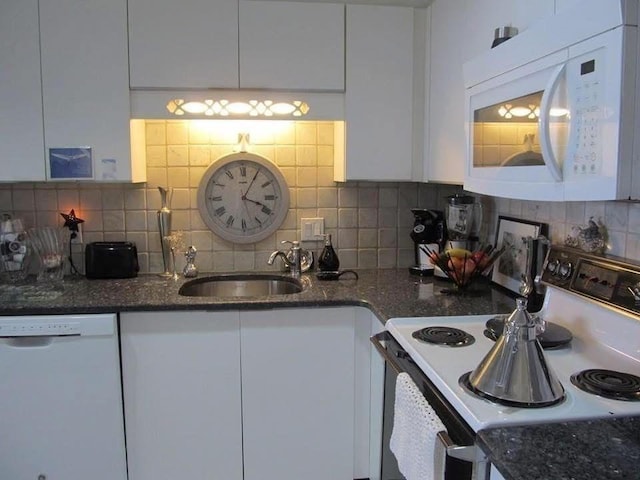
[318,234,340,271]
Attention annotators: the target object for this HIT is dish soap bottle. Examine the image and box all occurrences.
[318,234,340,271]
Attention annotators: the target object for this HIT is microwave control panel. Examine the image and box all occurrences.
[566,49,604,177]
[542,245,640,315]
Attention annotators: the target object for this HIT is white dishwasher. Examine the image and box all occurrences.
[0,313,127,480]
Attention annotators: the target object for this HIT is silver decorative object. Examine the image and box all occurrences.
[157,186,173,277]
[565,217,607,254]
[183,246,198,278]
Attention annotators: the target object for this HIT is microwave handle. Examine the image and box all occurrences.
[538,64,565,182]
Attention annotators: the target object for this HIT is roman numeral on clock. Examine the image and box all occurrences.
[225,170,234,180]
[240,166,247,177]
[261,205,272,215]
[261,180,272,188]
[264,194,275,201]
[209,196,222,201]
[215,206,226,217]
[226,215,235,227]
[241,218,247,231]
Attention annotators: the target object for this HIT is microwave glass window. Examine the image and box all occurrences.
[472,80,569,169]
[472,91,544,168]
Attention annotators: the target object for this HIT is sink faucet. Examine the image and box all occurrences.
[268,240,302,276]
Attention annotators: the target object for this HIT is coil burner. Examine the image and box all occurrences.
[412,326,475,347]
[570,369,640,401]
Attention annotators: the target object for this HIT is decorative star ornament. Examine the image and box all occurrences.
[60,209,85,239]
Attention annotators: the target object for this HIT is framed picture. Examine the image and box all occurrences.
[492,216,548,295]
[48,147,93,180]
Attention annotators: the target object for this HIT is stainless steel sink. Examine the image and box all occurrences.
[178,274,303,297]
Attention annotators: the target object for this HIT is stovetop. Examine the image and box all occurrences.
[386,245,640,432]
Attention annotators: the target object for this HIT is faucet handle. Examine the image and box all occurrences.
[281,240,300,249]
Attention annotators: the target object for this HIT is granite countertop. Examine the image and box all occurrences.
[478,416,640,480]
[0,269,516,320]
[10,268,638,478]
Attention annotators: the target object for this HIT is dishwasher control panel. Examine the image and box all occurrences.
[0,321,81,337]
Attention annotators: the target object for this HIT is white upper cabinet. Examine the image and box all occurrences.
[0,0,45,182]
[0,0,45,181]
[239,1,345,91]
[338,4,419,182]
[128,0,239,89]
[129,0,344,92]
[0,0,143,183]
[424,0,556,184]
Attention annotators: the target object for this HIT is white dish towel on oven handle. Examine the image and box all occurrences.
[391,372,447,480]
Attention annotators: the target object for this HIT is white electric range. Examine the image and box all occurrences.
[374,245,640,480]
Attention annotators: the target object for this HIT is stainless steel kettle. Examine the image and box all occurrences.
[467,297,565,407]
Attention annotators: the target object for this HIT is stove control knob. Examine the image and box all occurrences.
[546,259,560,275]
[558,261,573,279]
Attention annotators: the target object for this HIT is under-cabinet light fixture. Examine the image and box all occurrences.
[166,99,310,117]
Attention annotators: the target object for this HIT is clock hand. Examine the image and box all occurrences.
[243,196,267,208]
[243,168,261,197]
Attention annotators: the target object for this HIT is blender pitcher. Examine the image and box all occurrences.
[445,194,483,250]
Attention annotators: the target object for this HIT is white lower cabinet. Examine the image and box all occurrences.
[241,307,356,480]
[120,311,243,480]
[121,307,384,480]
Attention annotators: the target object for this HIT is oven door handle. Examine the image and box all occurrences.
[370,331,405,375]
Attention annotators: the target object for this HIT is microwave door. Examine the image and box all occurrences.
[465,59,569,200]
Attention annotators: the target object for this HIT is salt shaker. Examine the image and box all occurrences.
[183,246,198,278]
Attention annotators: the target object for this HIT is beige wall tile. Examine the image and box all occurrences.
[297,167,317,187]
[317,122,334,145]
[145,121,166,146]
[296,145,317,166]
[146,146,167,167]
[295,122,316,144]
[167,121,189,144]
[275,146,296,166]
[167,167,190,188]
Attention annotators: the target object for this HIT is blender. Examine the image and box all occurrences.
[409,209,445,276]
[445,194,483,251]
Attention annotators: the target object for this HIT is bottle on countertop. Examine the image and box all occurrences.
[318,234,340,272]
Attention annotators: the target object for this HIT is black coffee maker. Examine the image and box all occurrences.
[409,209,445,276]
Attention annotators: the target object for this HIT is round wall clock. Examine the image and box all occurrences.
[197,152,290,244]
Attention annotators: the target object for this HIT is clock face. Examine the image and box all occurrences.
[197,153,290,244]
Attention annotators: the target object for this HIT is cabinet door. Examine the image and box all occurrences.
[239,1,344,91]
[425,0,556,184]
[0,0,45,181]
[339,5,416,181]
[128,0,239,89]
[121,311,243,480]
[241,308,356,480]
[40,0,142,182]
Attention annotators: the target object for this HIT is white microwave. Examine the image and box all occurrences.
[463,0,639,201]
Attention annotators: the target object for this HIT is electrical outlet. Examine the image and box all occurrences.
[301,217,324,241]
[71,224,83,244]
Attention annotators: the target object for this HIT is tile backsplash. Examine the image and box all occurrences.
[2,119,639,275]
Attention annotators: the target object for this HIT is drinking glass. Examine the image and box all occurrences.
[28,227,70,283]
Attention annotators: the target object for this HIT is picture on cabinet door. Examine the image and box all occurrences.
[48,147,93,179]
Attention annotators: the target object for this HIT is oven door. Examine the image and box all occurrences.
[371,331,490,480]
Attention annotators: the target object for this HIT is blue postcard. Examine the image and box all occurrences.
[49,147,93,179]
